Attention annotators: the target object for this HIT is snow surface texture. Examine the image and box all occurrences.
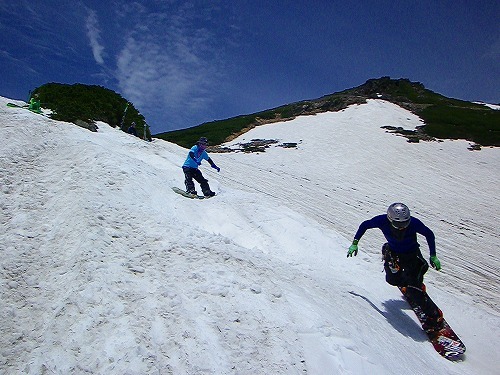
[1,97,498,374]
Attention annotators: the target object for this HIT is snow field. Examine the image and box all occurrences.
[1,97,498,374]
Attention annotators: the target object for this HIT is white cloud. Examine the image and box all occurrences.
[117,36,215,126]
[110,2,244,130]
[116,17,223,128]
[85,9,105,65]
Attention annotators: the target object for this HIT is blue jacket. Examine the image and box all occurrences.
[183,145,210,169]
[353,214,436,256]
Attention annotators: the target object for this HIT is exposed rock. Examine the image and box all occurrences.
[73,119,98,132]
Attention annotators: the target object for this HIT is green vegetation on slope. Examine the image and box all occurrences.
[421,105,499,146]
[32,83,151,139]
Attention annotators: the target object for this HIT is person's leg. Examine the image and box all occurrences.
[400,251,441,323]
[183,168,197,194]
[192,169,213,196]
[399,250,429,288]
[382,244,402,286]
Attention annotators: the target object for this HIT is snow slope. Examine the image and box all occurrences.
[1,96,498,374]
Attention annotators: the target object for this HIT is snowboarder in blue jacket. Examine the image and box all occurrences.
[182,137,220,197]
[347,203,443,328]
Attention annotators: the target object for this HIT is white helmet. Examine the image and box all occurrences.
[387,203,411,229]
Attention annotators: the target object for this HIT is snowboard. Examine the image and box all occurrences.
[7,103,28,109]
[7,102,43,114]
[172,187,213,199]
[399,286,466,361]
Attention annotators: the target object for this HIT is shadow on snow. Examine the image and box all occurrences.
[349,291,427,342]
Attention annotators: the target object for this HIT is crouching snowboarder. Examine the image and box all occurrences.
[347,203,444,330]
[29,94,41,112]
[182,137,220,197]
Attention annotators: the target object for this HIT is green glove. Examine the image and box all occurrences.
[429,255,441,270]
[347,239,359,257]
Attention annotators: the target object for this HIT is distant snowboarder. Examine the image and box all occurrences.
[347,203,444,330]
[128,121,137,136]
[28,94,41,112]
[182,137,220,197]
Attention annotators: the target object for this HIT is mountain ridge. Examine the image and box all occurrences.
[156,77,499,149]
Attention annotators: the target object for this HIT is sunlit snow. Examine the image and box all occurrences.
[1,97,498,374]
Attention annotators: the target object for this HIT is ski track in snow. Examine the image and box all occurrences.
[0,97,498,374]
[218,101,499,310]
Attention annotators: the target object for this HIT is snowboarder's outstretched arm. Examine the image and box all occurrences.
[207,158,220,172]
[347,217,381,257]
[413,218,441,270]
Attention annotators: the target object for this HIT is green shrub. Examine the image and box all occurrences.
[32,83,150,139]
[421,105,500,146]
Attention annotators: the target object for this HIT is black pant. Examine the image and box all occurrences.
[383,244,440,318]
[382,243,428,288]
[183,167,211,195]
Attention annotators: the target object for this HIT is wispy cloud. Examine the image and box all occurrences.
[85,9,105,65]
[0,50,37,74]
[114,2,235,130]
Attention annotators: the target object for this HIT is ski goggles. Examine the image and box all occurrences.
[391,219,410,230]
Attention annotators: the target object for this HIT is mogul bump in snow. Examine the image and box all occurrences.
[347,203,444,329]
[182,137,220,197]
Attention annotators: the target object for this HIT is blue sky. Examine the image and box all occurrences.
[1,1,498,134]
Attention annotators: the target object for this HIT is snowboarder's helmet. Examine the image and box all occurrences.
[387,203,411,229]
[198,137,208,146]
